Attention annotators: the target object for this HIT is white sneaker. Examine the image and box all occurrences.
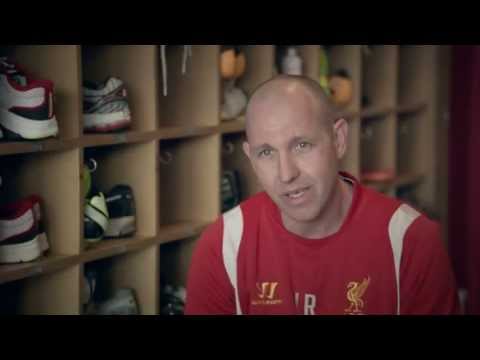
[0,58,58,140]
[83,77,132,133]
[95,288,139,315]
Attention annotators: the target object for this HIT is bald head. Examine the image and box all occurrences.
[245,75,338,139]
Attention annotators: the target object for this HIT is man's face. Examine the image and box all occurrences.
[244,90,347,224]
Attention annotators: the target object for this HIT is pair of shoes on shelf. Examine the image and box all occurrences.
[83,159,136,245]
[84,185,136,244]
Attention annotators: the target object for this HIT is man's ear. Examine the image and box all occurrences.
[243,141,251,161]
[333,118,349,159]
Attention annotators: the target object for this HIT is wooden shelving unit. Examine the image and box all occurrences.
[0,45,446,314]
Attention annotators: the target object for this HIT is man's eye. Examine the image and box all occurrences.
[296,142,312,151]
[259,149,272,158]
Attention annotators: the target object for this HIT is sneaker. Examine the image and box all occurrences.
[0,57,58,140]
[222,170,241,212]
[95,288,139,315]
[83,77,131,133]
[0,196,49,264]
[84,192,109,245]
[161,284,186,315]
[104,185,136,238]
[82,267,98,305]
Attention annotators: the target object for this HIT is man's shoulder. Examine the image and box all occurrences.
[359,184,439,231]
[357,185,434,229]
[357,184,403,218]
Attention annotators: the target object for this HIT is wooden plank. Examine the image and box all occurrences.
[158,221,210,245]
[22,265,81,315]
[219,116,246,134]
[0,255,78,286]
[80,131,157,148]
[363,172,424,192]
[0,139,78,156]
[158,126,218,140]
[397,102,428,115]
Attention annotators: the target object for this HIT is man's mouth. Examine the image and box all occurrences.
[284,187,310,200]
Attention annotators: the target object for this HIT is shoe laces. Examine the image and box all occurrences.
[160,45,192,97]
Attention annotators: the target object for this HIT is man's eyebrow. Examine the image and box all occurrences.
[252,143,273,153]
[289,136,309,145]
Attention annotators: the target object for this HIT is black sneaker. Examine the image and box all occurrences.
[104,185,136,238]
[222,170,241,212]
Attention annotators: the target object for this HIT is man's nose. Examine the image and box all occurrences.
[278,152,300,184]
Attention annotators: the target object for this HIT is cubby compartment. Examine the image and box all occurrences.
[340,118,361,178]
[82,142,157,248]
[0,45,82,140]
[159,135,220,227]
[395,112,426,206]
[236,45,275,96]
[0,265,81,315]
[399,45,436,212]
[360,114,397,179]
[159,236,197,314]
[274,45,305,77]
[219,45,274,126]
[362,45,398,110]
[82,245,158,315]
[81,45,158,134]
[328,45,362,115]
[0,149,82,257]
[222,133,261,205]
[398,45,432,107]
[298,45,320,81]
[159,45,219,128]
[397,112,424,178]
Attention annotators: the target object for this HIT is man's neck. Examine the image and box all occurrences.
[281,178,354,240]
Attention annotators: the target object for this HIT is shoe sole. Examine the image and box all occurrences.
[0,108,58,140]
[84,111,131,133]
[104,216,136,238]
[0,234,44,264]
[84,236,103,246]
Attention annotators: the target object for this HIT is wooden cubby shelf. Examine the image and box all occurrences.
[363,172,424,193]
[0,139,78,157]
[219,116,246,135]
[0,255,77,286]
[157,126,218,140]
[81,131,158,148]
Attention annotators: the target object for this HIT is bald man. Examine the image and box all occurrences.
[185,75,459,315]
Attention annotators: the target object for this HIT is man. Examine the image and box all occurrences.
[185,75,459,315]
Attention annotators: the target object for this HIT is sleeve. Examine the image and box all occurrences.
[400,216,460,315]
[184,217,236,315]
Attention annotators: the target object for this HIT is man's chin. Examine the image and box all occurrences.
[280,206,319,224]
